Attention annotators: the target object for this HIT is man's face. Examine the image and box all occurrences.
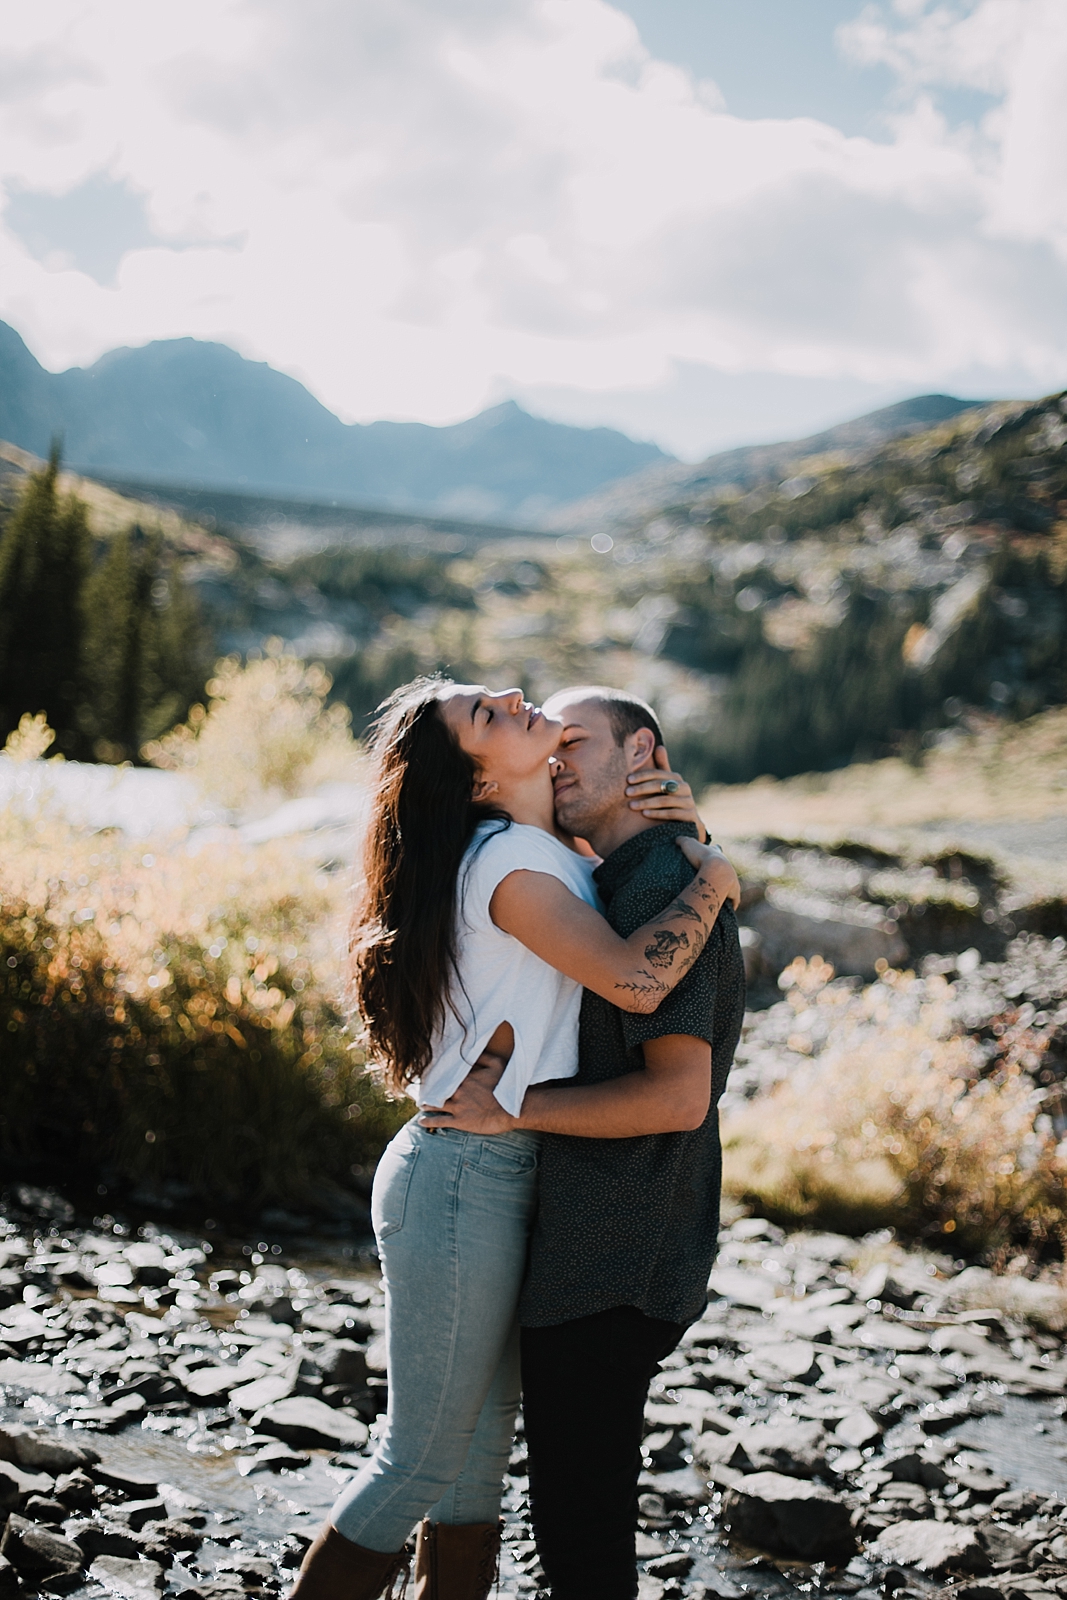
[545,696,631,839]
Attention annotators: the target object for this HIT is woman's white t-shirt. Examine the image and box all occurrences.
[416,822,600,1118]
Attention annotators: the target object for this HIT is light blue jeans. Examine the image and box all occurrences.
[330,1118,541,1553]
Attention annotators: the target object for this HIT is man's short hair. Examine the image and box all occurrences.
[548,686,663,749]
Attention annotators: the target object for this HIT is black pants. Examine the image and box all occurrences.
[520,1306,685,1600]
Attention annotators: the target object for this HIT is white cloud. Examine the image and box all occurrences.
[0,0,1064,457]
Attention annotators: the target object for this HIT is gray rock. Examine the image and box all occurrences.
[0,1459,55,1510]
[743,1341,821,1384]
[146,1521,203,1553]
[646,1552,693,1578]
[191,1580,247,1600]
[250,1397,368,1452]
[89,1555,166,1597]
[854,1321,931,1354]
[229,1363,299,1415]
[990,1491,1046,1521]
[885,1451,950,1490]
[216,1553,276,1584]
[55,1468,98,1510]
[315,1340,369,1390]
[92,1467,159,1499]
[73,1521,156,1560]
[707,1268,778,1309]
[722,1471,856,1561]
[1,1514,84,1577]
[115,1498,169,1531]
[693,1432,753,1473]
[0,1359,83,1395]
[0,1554,18,1599]
[0,1425,97,1472]
[835,1410,882,1449]
[979,1523,1039,1567]
[364,1335,387,1375]
[736,1420,829,1478]
[237,1443,311,1476]
[22,1493,68,1523]
[950,1468,1011,1499]
[871,1520,992,1576]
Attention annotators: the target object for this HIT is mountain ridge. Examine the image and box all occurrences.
[0,320,667,523]
[548,392,987,535]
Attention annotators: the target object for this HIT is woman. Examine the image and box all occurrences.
[292,677,738,1600]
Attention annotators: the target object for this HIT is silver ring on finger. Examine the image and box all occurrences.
[661,778,679,794]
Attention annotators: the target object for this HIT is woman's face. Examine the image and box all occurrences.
[438,685,562,789]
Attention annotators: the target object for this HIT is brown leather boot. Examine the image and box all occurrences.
[288,1523,409,1600]
[413,1519,501,1599]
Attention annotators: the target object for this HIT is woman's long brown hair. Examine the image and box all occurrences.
[351,676,510,1092]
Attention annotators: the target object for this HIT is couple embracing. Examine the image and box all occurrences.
[292,677,746,1600]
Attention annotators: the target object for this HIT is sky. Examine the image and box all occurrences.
[1,0,1065,461]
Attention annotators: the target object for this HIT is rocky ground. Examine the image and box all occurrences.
[2,1194,1067,1600]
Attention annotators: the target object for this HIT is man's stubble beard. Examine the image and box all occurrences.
[553,749,629,841]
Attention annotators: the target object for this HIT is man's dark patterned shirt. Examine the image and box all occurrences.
[519,822,745,1329]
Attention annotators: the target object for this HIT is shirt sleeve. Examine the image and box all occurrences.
[611,847,721,1050]
[460,826,586,935]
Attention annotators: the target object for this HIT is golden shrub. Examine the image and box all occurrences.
[723,960,1067,1254]
[143,647,360,813]
[0,806,407,1206]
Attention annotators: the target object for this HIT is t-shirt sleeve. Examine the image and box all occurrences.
[612,849,720,1050]
[460,827,587,935]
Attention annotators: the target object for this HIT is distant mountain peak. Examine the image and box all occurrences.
[0,321,667,523]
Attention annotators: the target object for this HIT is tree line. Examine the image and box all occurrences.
[0,450,205,762]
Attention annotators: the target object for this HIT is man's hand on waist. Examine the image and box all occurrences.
[419,1054,518,1135]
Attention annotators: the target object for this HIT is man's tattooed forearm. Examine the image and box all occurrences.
[614,970,670,1001]
[644,928,690,968]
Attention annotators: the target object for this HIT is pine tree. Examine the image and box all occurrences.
[0,446,90,753]
[80,527,205,761]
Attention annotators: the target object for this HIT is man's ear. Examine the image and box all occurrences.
[626,727,657,773]
[472,775,499,803]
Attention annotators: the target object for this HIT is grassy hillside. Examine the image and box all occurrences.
[705,705,1067,839]
[2,388,1065,784]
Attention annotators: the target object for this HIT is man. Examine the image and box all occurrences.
[429,687,746,1600]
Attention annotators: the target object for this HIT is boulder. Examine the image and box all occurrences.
[251,1397,369,1451]
[722,1472,856,1562]
[0,1459,55,1511]
[229,1362,299,1414]
[646,1552,693,1579]
[0,1424,97,1472]
[871,1520,991,1576]
[92,1467,159,1499]
[115,1498,169,1531]
[0,1514,84,1578]
[0,1359,83,1395]
[0,1555,18,1600]
[73,1522,158,1560]
[316,1340,370,1390]
[834,1411,882,1450]
[884,1451,950,1490]
[237,1442,311,1476]
[89,1555,166,1597]
[979,1524,1039,1567]
[735,1421,829,1478]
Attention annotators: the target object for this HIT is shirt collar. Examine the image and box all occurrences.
[593,820,699,899]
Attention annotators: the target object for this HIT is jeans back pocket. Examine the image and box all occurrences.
[372,1141,420,1239]
[466,1141,539,1181]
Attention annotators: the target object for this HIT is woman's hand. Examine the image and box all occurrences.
[419,1054,517,1135]
[675,836,741,910]
[626,746,708,842]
